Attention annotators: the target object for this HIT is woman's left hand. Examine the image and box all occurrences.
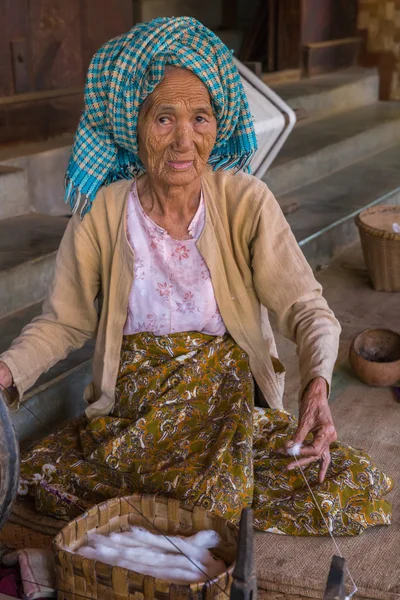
[285,376,337,482]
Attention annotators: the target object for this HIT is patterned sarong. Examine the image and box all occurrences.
[19,333,393,536]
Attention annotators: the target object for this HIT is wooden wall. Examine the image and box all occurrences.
[0,0,135,144]
[240,0,359,75]
[301,0,358,44]
[0,0,135,98]
[358,0,400,100]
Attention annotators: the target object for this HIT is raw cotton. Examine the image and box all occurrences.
[74,527,226,584]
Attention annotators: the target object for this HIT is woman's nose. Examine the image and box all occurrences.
[173,123,194,152]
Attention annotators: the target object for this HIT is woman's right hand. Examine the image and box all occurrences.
[0,361,13,390]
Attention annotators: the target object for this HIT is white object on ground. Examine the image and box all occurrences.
[3,548,56,599]
[393,222,400,233]
[75,527,226,584]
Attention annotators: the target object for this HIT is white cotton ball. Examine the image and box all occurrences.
[129,526,210,564]
[287,443,302,457]
[109,531,142,547]
[77,546,97,559]
[186,530,221,549]
[75,529,226,583]
[95,544,120,561]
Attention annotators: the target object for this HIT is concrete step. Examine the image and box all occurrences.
[270,67,379,122]
[279,144,400,270]
[0,302,92,448]
[0,135,73,218]
[0,165,29,221]
[264,102,400,196]
[13,360,91,449]
[0,213,69,318]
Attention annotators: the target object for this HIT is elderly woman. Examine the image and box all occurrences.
[0,17,392,536]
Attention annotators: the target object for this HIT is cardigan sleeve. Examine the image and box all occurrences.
[0,212,101,408]
[250,185,341,399]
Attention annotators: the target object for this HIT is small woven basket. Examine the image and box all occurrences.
[356,205,400,291]
[53,494,237,600]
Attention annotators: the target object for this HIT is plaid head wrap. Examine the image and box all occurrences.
[65,16,258,216]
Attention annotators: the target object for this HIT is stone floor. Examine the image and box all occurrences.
[0,303,94,390]
[284,145,400,247]
[0,213,68,272]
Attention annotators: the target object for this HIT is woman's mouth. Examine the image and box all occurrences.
[168,160,194,171]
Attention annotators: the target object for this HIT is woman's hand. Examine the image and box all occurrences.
[285,376,337,482]
[0,361,13,391]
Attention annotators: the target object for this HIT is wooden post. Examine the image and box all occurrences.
[323,555,347,600]
[230,508,257,599]
[267,0,278,72]
[222,0,238,30]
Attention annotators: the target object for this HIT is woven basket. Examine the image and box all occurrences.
[0,521,54,550]
[0,498,64,550]
[53,494,237,600]
[356,205,400,291]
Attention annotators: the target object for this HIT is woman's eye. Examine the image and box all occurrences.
[195,116,207,123]
[158,117,170,125]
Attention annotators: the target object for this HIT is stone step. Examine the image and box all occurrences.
[0,165,29,221]
[0,213,69,318]
[13,360,91,449]
[270,67,379,122]
[0,136,73,218]
[0,302,92,448]
[279,144,400,270]
[264,102,400,197]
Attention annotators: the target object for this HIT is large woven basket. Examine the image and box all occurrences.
[356,205,400,291]
[53,494,237,600]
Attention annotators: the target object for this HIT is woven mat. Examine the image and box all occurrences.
[0,498,64,550]
[255,360,400,600]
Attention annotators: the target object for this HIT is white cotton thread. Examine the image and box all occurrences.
[293,455,358,599]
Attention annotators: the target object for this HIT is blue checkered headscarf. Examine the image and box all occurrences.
[65,16,258,216]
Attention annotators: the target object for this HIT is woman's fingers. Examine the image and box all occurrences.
[296,432,327,459]
[287,449,331,483]
[287,455,316,470]
[318,450,331,483]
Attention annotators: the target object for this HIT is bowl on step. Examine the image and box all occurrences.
[350,328,400,387]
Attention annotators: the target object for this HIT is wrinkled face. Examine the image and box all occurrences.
[137,67,217,186]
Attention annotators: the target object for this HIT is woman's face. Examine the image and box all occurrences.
[137,67,217,187]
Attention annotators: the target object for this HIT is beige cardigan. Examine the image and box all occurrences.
[1,167,340,418]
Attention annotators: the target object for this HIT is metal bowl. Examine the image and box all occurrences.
[350,328,400,387]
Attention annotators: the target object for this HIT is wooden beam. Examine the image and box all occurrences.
[0,91,83,144]
[222,0,238,30]
[302,36,361,77]
[303,36,361,50]
[0,86,83,107]
[267,0,278,72]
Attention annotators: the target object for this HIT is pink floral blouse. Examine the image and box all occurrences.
[123,182,226,336]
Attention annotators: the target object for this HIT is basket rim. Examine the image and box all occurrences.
[355,205,400,241]
[53,493,238,591]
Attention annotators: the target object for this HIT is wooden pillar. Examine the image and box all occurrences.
[222,0,238,30]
